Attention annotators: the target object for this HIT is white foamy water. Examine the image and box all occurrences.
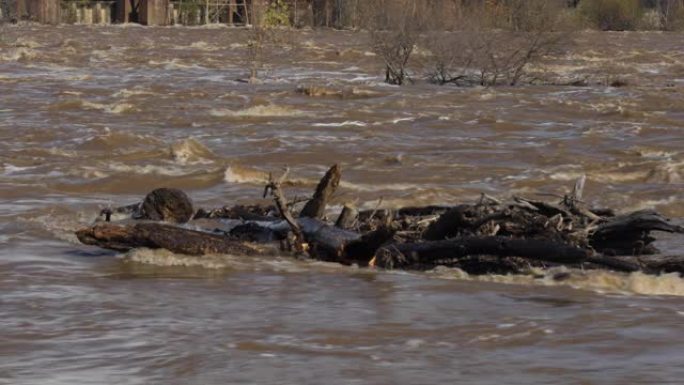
[210,105,305,118]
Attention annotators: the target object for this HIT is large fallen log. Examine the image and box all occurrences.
[297,217,394,265]
[76,222,269,256]
[372,237,590,270]
[589,210,684,255]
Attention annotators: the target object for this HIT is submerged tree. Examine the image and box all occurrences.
[362,0,428,85]
[360,0,570,87]
[245,0,292,82]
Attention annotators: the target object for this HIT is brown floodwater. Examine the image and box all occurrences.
[1,24,684,384]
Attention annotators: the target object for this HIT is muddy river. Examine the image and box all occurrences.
[1,25,684,384]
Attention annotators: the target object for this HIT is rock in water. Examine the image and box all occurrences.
[140,188,194,223]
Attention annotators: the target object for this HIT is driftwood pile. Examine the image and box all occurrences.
[76,165,684,276]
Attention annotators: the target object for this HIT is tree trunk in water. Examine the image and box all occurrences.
[299,164,341,219]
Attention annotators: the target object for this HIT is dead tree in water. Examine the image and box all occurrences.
[362,0,427,85]
[76,168,684,277]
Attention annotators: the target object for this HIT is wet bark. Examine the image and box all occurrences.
[589,210,684,255]
[335,204,358,229]
[139,187,194,223]
[300,164,341,219]
[373,237,590,270]
[76,222,267,256]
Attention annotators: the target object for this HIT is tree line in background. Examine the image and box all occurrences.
[1,0,682,29]
[242,0,683,86]
[305,0,684,86]
[302,0,684,31]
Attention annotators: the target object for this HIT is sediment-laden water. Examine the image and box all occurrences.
[1,24,684,384]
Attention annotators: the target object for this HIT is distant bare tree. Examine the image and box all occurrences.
[655,0,684,30]
[244,0,293,82]
[424,0,570,86]
[362,0,428,85]
[0,0,14,23]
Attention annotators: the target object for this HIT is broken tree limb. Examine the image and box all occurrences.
[300,164,341,219]
[299,217,361,261]
[585,254,642,273]
[264,169,306,253]
[193,204,278,221]
[342,226,395,266]
[76,222,268,256]
[335,204,358,229]
[373,236,590,270]
[590,210,684,255]
[220,217,394,265]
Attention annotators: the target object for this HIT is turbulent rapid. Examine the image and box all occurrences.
[1,24,684,384]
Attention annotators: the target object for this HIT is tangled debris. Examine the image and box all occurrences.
[76,165,684,276]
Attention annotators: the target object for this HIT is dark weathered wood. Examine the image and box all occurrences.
[590,210,684,255]
[76,175,684,278]
[396,205,452,217]
[297,218,394,265]
[638,255,684,275]
[373,236,590,269]
[24,0,60,24]
[514,196,573,218]
[140,188,194,223]
[115,0,139,23]
[193,204,277,221]
[422,204,506,240]
[264,169,306,253]
[585,255,642,273]
[342,226,395,266]
[335,204,358,229]
[76,222,267,256]
[593,210,684,237]
[422,205,473,240]
[300,164,341,219]
[301,217,360,260]
[229,222,283,243]
[140,0,169,26]
[585,255,684,275]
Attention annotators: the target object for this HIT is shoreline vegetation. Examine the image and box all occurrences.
[2,0,684,30]
[6,0,682,87]
[2,1,684,87]
[231,0,684,87]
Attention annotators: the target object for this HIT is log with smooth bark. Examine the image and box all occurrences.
[76,222,268,256]
[227,217,394,265]
[373,236,591,269]
[589,210,684,255]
